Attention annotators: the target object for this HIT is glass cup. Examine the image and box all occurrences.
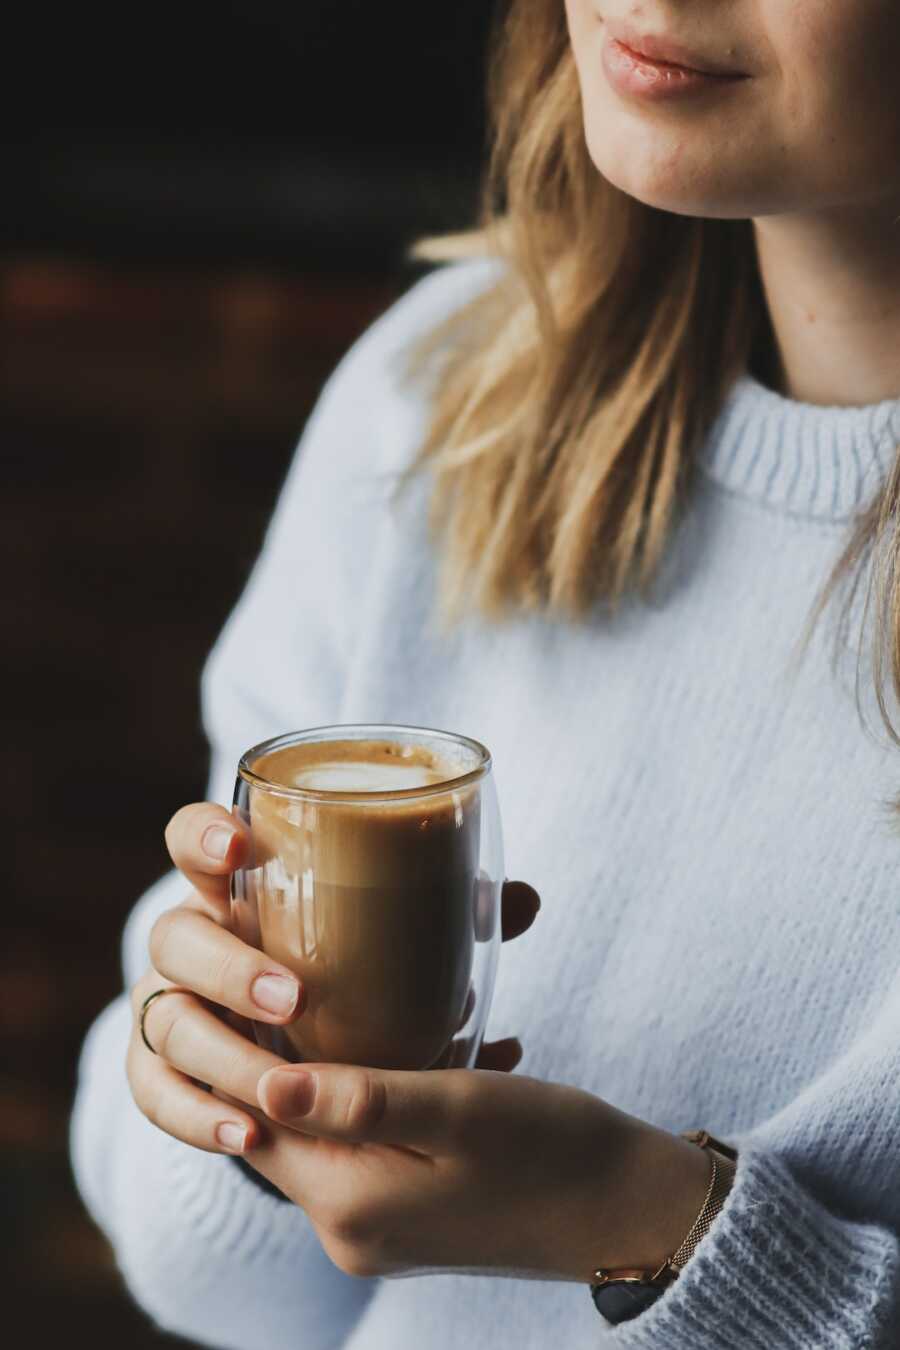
[231,723,504,1070]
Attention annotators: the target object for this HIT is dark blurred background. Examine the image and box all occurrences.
[3,4,491,1342]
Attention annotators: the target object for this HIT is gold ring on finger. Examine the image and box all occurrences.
[139,986,190,1056]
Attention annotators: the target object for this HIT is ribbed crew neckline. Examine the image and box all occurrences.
[697,370,900,522]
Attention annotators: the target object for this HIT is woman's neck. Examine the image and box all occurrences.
[752,203,900,408]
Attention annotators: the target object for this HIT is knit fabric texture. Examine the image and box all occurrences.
[71,259,900,1349]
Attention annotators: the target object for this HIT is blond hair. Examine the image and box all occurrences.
[402,0,900,751]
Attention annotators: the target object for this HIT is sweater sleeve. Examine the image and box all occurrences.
[609,981,900,1350]
[609,1147,898,1350]
[68,258,501,1350]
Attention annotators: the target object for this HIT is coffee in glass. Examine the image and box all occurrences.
[231,724,503,1071]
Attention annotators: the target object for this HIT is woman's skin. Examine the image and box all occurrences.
[567,2,900,405]
[128,1,900,1288]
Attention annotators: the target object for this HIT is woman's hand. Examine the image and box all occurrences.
[244,1061,712,1284]
[125,802,541,1157]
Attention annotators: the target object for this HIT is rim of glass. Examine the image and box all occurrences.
[237,723,492,804]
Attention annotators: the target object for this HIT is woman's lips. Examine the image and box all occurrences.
[601,32,750,100]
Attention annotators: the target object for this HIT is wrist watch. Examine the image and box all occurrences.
[590,1130,738,1326]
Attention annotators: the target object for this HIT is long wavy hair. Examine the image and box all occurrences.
[402,0,900,750]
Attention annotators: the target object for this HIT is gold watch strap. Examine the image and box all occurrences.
[591,1129,738,1291]
[668,1131,738,1271]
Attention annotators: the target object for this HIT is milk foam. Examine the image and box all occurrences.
[290,760,447,792]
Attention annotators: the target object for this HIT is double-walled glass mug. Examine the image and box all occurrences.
[231,724,504,1070]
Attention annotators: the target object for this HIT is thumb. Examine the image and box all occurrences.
[258,1062,472,1151]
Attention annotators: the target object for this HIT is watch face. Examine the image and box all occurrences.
[591,1278,667,1324]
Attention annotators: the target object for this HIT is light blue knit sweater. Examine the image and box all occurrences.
[71,260,900,1349]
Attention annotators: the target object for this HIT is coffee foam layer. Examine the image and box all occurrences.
[252,737,471,795]
[289,761,447,792]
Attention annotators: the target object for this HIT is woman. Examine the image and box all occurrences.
[72,2,900,1346]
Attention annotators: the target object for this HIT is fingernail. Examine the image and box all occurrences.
[252,973,300,1017]
[202,824,234,861]
[274,1069,317,1118]
[216,1122,248,1153]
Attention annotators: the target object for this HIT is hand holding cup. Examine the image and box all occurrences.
[125,794,539,1157]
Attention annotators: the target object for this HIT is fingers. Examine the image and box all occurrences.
[165,802,251,921]
[474,1037,523,1073]
[501,880,541,942]
[126,1022,264,1156]
[258,1062,475,1152]
[149,905,303,1024]
[138,985,286,1106]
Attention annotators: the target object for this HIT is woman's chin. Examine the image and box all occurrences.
[584,137,757,221]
